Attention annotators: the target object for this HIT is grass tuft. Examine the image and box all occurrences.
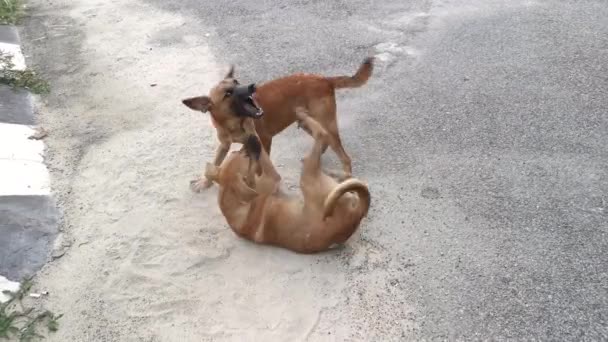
[0,0,22,25]
[0,279,62,341]
[0,52,50,94]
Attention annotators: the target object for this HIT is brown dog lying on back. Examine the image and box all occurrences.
[204,110,371,254]
[182,57,374,192]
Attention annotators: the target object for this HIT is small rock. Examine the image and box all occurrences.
[29,291,49,298]
[28,127,48,140]
[421,186,440,199]
[52,233,73,259]
[52,249,66,260]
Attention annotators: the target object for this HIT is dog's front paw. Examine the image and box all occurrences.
[190,178,213,192]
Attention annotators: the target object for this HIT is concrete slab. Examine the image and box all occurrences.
[0,122,50,196]
[0,42,26,70]
[0,276,20,303]
[0,195,59,281]
[0,160,51,196]
[0,122,44,162]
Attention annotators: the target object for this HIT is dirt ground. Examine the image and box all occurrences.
[20,0,398,340]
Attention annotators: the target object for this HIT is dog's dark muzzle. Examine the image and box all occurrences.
[231,83,264,119]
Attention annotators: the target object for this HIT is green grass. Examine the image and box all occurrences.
[0,0,22,25]
[0,52,50,94]
[0,1,50,94]
[0,279,62,341]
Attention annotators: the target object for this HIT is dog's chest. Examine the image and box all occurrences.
[221,120,246,142]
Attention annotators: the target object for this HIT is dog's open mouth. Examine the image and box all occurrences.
[245,93,263,118]
[231,83,264,119]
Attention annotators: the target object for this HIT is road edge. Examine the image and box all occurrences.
[0,24,59,294]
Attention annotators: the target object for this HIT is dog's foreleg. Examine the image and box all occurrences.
[257,139,280,177]
[212,142,231,166]
[260,134,272,155]
[190,142,230,192]
[241,119,281,184]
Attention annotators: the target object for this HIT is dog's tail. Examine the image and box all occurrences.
[323,179,371,219]
[326,57,374,89]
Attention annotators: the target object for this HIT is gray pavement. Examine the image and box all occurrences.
[17,0,608,339]
[142,0,608,339]
[0,25,19,44]
[0,196,59,280]
[0,84,35,125]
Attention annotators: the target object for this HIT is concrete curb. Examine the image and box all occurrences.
[0,24,59,288]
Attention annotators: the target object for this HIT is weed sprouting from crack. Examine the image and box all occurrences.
[0,279,62,341]
[0,0,22,25]
[0,52,50,94]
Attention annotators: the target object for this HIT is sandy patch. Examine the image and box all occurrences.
[26,0,357,340]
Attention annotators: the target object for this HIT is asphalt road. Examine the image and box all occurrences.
[144,0,608,339]
[20,0,608,340]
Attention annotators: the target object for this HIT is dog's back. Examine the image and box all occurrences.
[252,58,375,137]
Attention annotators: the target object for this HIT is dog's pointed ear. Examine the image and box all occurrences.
[182,96,213,113]
[225,65,235,79]
[204,163,220,183]
[235,173,258,202]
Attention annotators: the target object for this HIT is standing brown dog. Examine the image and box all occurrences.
[182,57,374,192]
[204,109,371,254]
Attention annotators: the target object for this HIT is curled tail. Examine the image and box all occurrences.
[326,57,374,89]
[323,179,371,219]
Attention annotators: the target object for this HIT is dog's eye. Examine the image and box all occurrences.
[224,89,233,98]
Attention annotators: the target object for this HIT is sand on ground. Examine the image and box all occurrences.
[22,0,399,340]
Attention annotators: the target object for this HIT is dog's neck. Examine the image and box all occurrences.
[209,115,219,128]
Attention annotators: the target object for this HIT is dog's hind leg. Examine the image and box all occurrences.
[326,123,352,179]
[298,117,330,154]
[296,109,328,176]
[311,99,352,179]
